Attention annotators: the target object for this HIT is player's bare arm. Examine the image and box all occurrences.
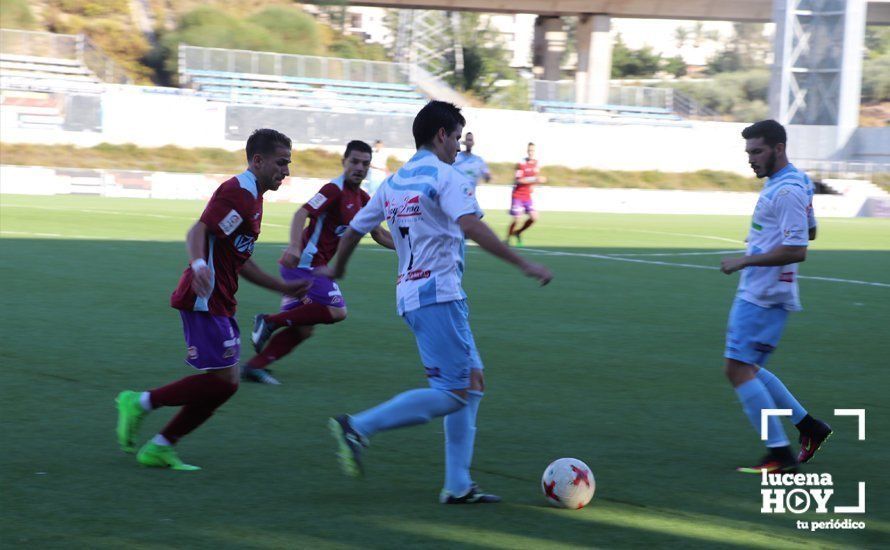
[720,245,807,274]
[458,214,552,285]
[186,221,212,297]
[370,225,395,250]
[280,206,310,268]
[240,258,312,296]
[318,227,363,280]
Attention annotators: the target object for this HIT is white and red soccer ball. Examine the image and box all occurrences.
[541,458,595,509]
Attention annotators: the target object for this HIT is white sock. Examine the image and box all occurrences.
[139,391,153,411]
[151,434,172,446]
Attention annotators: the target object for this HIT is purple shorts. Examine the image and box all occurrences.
[510,198,535,216]
[279,266,345,311]
[180,310,240,370]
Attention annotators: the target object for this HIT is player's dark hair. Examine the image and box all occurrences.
[465,131,474,137]
[741,120,787,147]
[412,101,465,149]
[528,142,535,147]
[344,140,373,158]
[246,128,292,161]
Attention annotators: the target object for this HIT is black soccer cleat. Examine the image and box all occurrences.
[797,416,833,464]
[250,314,277,353]
[329,415,367,478]
[439,485,502,504]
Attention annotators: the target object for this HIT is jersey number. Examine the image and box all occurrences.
[398,226,415,271]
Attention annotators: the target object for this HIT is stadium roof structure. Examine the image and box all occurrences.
[340,0,890,24]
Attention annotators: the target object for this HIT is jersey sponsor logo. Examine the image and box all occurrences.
[233,234,256,254]
[187,346,199,360]
[779,271,795,283]
[396,269,431,284]
[385,195,422,222]
[307,193,327,210]
[219,209,243,236]
[752,221,763,230]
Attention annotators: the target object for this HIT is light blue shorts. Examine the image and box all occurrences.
[725,297,789,367]
[403,300,484,391]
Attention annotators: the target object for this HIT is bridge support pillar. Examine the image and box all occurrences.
[575,14,611,105]
[533,16,566,81]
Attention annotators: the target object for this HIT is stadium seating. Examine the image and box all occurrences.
[181,68,427,114]
[0,53,103,94]
[533,99,689,127]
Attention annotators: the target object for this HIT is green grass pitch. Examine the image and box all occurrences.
[1,194,888,549]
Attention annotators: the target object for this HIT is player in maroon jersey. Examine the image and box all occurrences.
[244,140,394,385]
[506,142,547,246]
[114,129,311,470]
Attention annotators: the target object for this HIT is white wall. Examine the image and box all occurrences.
[1,85,885,175]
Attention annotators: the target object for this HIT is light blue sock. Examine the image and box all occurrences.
[756,368,807,424]
[735,379,789,448]
[443,390,483,496]
[351,388,465,438]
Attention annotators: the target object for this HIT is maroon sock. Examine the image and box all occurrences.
[149,373,227,408]
[516,218,535,235]
[266,302,335,327]
[246,327,309,370]
[159,377,238,444]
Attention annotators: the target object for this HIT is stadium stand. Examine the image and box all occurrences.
[178,45,428,114]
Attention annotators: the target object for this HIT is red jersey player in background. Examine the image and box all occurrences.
[506,142,546,246]
[115,129,310,470]
[244,140,394,385]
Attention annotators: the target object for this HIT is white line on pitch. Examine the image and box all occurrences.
[520,247,890,288]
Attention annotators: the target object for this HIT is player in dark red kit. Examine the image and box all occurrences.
[506,142,546,247]
[115,129,310,470]
[244,140,394,385]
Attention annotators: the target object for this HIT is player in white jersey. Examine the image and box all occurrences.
[453,132,491,189]
[321,101,552,503]
[719,120,832,474]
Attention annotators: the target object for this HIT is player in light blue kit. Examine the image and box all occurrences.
[453,132,491,189]
[321,101,552,504]
[720,120,832,474]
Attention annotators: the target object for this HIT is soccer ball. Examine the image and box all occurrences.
[541,458,595,509]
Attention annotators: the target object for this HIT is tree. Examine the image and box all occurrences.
[611,35,662,78]
[444,13,527,108]
[706,23,770,74]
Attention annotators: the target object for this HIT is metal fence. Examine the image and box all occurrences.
[797,159,890,181]
[0,29,79,60]
[82,37,130,84]
[533,80,672,108]
[0,28,130,84]
[179,45,412,85]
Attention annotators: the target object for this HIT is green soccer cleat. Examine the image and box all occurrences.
[116,390,148,453]
[136,442,201,471]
